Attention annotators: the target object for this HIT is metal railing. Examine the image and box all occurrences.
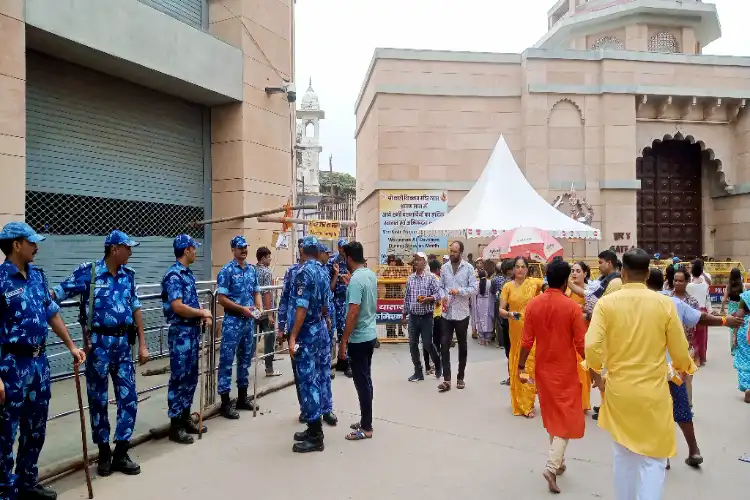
[47,282,285,420]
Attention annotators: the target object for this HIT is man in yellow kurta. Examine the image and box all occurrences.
[585,248,696,500]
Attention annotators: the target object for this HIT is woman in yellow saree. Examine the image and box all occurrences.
[499,256,544,417]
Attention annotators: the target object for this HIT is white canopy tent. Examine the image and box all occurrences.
[418,135,601,240]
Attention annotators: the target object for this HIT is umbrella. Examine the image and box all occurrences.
[482,227,563,262]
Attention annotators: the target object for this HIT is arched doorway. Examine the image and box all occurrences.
[636,139,702,258]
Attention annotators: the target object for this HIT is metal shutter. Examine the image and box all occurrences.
[25,52,209,376]
[137,0,204,29]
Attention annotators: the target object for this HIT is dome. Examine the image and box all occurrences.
[300,78,320,111]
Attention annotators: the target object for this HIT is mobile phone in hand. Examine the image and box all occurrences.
[511,312,521,321]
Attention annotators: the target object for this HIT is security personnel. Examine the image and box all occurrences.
[216,236,262,419]
[52,230,146,477]
[288,236,327,453]
[161,234,211,444]
[315,244,337,426]
[328,239,351,376]
[0,222,85,500]
[278,238,305,422]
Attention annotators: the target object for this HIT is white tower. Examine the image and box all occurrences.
[296,78,325,195]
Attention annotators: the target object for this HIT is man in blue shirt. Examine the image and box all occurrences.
[289,236,328,453]
[278,238,305,421]
[328,239,351,376]
[316,243,337,426]
[53,230,146,477]
[216,236,262,419]
[162,234,212,444]
[0,222,85,500]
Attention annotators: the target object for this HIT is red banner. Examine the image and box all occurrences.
[376,299,403,324]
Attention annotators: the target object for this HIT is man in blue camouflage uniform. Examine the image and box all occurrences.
[328,239,351,377]
[315,244,337,426]
[52,230,146,478]
[278,238,304,422]
[288,236,328,453]
[0,222,85,500]
[216,236,262,419]
[161,234,211,444]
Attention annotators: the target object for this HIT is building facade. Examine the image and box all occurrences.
[295,79,324,229]
[1,0,293,373]
[355,0,750,265]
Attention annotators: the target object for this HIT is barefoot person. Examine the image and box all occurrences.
[586,248,696,500]
[518,260,587,494]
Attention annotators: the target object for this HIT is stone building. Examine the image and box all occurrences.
[296,79,325,227]
[0,0,294,284]
[355,0,750,265]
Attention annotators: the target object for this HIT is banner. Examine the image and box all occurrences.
[709,285,725,304]
[376,299,403,324]
[308,219,340,240]
[379,190,448,263]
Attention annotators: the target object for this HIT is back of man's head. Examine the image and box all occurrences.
[546,260,571,289]
[622,248,651,282]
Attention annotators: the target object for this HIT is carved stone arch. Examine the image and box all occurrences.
[638,131,733,192]
[547,97,585,124]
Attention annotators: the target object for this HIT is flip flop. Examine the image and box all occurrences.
[345,429,372,441]
[685,455,703,468]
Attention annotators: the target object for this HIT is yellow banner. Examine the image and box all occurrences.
[308,219,340,239]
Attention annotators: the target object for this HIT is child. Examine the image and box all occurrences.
[471,270,495,346]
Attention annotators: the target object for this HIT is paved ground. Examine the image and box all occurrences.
[49,327,750,499]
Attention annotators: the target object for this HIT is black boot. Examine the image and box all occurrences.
[97,443,112,476]
[111,441,141,475]
[182,409,207,435]
[220,392,240,419]
[169,417,194,444]
[322,412,338,426]
[345,366,353,378]
[235,387,259,411]
[292,421,324,453]
[17,485,57,500]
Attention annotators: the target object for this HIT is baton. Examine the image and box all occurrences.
[74,363,94,499]
[198,323,206,440]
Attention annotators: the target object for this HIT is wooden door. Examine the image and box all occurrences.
[636,140,702,258]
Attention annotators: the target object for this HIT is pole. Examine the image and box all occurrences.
[190,205,317,227]
[257,216,356,227]
[73,364,94,499]
[198,323,206,440]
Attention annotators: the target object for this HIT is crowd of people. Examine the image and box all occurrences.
[0,222,380,499]
[399,242,747,497]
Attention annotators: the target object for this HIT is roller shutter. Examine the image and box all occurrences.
[25,52,209,376]
[137,0,204,29]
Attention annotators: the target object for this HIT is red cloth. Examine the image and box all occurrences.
[692,307,709,364]
[522,288,587,439]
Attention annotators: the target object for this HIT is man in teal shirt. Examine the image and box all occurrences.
[338,242,377,440]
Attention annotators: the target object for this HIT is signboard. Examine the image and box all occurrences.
[376,299,403,324]
[379,190,448,264]
[308,219,340,240]
[272,231,290,250]
[710,285,725,304]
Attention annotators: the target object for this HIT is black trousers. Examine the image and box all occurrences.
[423,316,442,370]
[408,314,439,374]
[440,316,469,382]
[257,317,275,371]
[499,318,510,358]
[349,339,376,432]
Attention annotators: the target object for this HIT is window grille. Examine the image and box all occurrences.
[648,32,679,53]
[591,36,624,50]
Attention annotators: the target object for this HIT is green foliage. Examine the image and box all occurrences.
[320,171,355,194]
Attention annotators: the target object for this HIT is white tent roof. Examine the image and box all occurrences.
[418,135,601,240]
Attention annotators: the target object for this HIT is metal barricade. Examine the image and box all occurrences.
[252,284,285,417]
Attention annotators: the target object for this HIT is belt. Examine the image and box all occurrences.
[409,311,433,317]
[1,343,46,358]
[225,311,251,319]
[91,325,128,337]
[173,319,200,327]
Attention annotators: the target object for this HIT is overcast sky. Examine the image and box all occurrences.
[294,0,748,176]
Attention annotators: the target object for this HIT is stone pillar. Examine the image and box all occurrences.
[0,1,25,227]
[208,0,294,274]
[682,27,697,55]
[625,24,648,52]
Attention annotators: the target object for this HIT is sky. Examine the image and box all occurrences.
[293,0,749,177]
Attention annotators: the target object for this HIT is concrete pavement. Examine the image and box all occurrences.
[50,327,750,499]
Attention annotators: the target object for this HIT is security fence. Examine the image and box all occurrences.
[40,282,287,480]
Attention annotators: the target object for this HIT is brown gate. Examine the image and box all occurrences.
[636,140,702,258]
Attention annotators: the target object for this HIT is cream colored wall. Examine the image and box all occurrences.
[208,0,294,274]
[356,194,380,264]
[586,28,626,49]
[0,0,25,227]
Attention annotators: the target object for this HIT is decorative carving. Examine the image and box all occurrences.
[591,36,624,50]
[679,97,698,119]
[648,32,679,53]
[703,98,722,120]
[637,95,649,114]
[548,98,585,124]
[552,183,594,224]
[728,99,747,122]
[656,96,672,119]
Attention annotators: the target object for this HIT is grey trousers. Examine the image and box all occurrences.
[408,314,439,373]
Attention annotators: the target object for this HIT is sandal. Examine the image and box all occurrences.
[457,380,465,389]
[685,454,703,468]
[524,410,535,419]
[345,429,372,441]
[265,370,282,377]
[438,381,451,393]
[500,378,510,386]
